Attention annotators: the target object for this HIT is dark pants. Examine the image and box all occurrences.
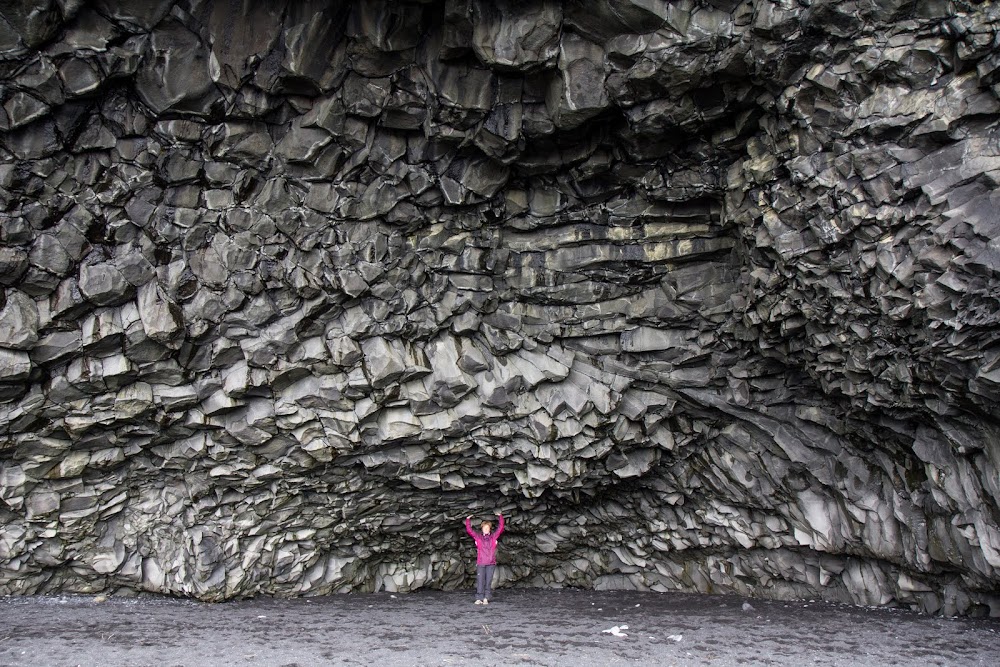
[476,564,496,600]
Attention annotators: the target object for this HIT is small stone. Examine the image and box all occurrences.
[79,263,132,306]
[0,290,39,350]
[0,348,31,381]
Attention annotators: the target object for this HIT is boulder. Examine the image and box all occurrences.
[471,0,562,71]
[79,264,131,306]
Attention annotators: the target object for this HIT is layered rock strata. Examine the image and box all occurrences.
[1,0,999,615]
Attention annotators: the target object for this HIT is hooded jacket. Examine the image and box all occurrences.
[466,514,504,566]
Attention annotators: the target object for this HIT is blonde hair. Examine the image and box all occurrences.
[480,521,492,530]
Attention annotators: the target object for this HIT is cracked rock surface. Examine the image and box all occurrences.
[1,0,999,615]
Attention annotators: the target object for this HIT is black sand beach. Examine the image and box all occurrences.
[2,589,998,667]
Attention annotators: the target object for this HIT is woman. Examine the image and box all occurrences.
[465,511,504,605]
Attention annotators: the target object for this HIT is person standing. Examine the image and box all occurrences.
[465,511,504,605]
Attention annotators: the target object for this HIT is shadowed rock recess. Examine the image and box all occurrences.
[1,0,999,616]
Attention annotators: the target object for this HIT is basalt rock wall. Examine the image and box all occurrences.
[1,0,999,615]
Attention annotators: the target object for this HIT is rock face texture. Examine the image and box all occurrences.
[1,0,999,615]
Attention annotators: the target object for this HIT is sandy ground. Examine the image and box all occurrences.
[1,588,998,667]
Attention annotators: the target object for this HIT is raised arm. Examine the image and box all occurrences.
[465,515,475,538]
[494,512,505,538]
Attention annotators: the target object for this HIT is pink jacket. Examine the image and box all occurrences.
[466,515,505,566]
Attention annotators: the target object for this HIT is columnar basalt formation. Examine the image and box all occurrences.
[1,1,999,615]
